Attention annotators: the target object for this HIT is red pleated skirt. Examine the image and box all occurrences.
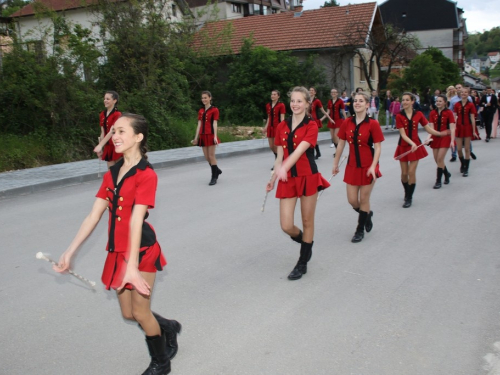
[327,118,343,129]
[276,173,330,198]
[430,135,452,149]
[394,144,428,162]
[197,134,221,147]
[101,242,166,290]
[343,164,382,186]
[456,124,473,138]
[102,144,123,162]
[267,126,276,138]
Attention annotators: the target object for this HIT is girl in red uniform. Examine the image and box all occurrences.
[427,94,456,188]
[309,87,334,159]
[453,88,478,177]
[326,88,347,155]
[54,114,181,375]
[192,91,222,185]
[394,92,449,208]
[394,92,450,208]
[332,91,384,243]
[263,90,286,167]
[266,87,330,280]
[94,91,123,169]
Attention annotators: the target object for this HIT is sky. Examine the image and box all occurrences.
[302,0,500,33]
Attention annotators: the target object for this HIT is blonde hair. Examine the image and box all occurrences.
[354,91,370,103]
[288,86,311,103]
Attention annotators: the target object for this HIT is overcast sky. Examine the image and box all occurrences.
[302,0,500,34]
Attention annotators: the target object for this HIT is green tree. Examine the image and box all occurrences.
[1,0,30,16]
[222,38,326,124]
[321,0,339,7]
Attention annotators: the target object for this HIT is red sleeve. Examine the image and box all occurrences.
[429,111,436,125]
[212,108,220,121]
[370,120,385,143]
[446,110,455,123]
[338,119,348,140]
[418,111,428,126]
[327,100,332,112]
[99,112,105,127]
[135,168,158,209]
[469,103,477,115]
[302,120,319,147]
[339,100,345,109]
[316,99,323,108]
[96,172,112,200]
[197,109,203,121]
[453,102,460,115]
[278,103,286,115]
[274,121,285,146]
[395,114,405,129]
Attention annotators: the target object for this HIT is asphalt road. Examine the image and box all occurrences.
[0,134,499,375]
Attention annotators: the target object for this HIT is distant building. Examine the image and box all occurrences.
[187,0,289,23]
[487,51,500,63]
[380,0,467,69]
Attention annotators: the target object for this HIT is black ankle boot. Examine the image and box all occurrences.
[288,241,313,280]
[443,167,451,184]
[209,165,218,185]
[403,184,415,208]
[290,230,303,244]
[142,332,171,375]
[352,211,368,243]
[153,312,182,360]
[365,211,374,232]
[459,157,465,173]
[433,168,443,189]
[463,159,470,177]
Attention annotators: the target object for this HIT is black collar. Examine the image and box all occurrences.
[110,158,152,188]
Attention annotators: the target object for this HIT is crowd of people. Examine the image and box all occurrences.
[49,84,497,375]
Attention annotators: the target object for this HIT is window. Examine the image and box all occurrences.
[232,3,242,13]
[172,4,177,17]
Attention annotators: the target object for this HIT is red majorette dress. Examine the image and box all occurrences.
[266,101,286,138]
[96,158,166,290]
[429,108,454,149]
[394,110,429,162]
[310,98,324,128]
[453,101,477,138]
[197,106,221,147]
[100,108,123,162]
[338,115,384,186]
[274,117,330,198]
[327,98,345,129]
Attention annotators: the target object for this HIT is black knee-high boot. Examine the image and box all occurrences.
[152,312,182,360]
[365,210,374,232]
[288,241,313,280]
[459,157,465,173]
[315,145,321,159]
[433,168,443,189]
[352,211,368,243]
[463,159,470,177]
[142,332,171,375]
[443,166,451,184]
[402,181,409,202]
[403,184,416,208]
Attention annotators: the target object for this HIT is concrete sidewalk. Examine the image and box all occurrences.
[0,129,402,199]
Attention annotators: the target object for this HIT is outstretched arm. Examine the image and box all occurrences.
[54,198,108,272]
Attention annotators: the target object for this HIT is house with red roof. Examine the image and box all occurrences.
[10,0,189,58]
[487,52,500,63]
[193,2,383,93]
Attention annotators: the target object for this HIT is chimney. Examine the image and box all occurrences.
[295,5,303,12]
